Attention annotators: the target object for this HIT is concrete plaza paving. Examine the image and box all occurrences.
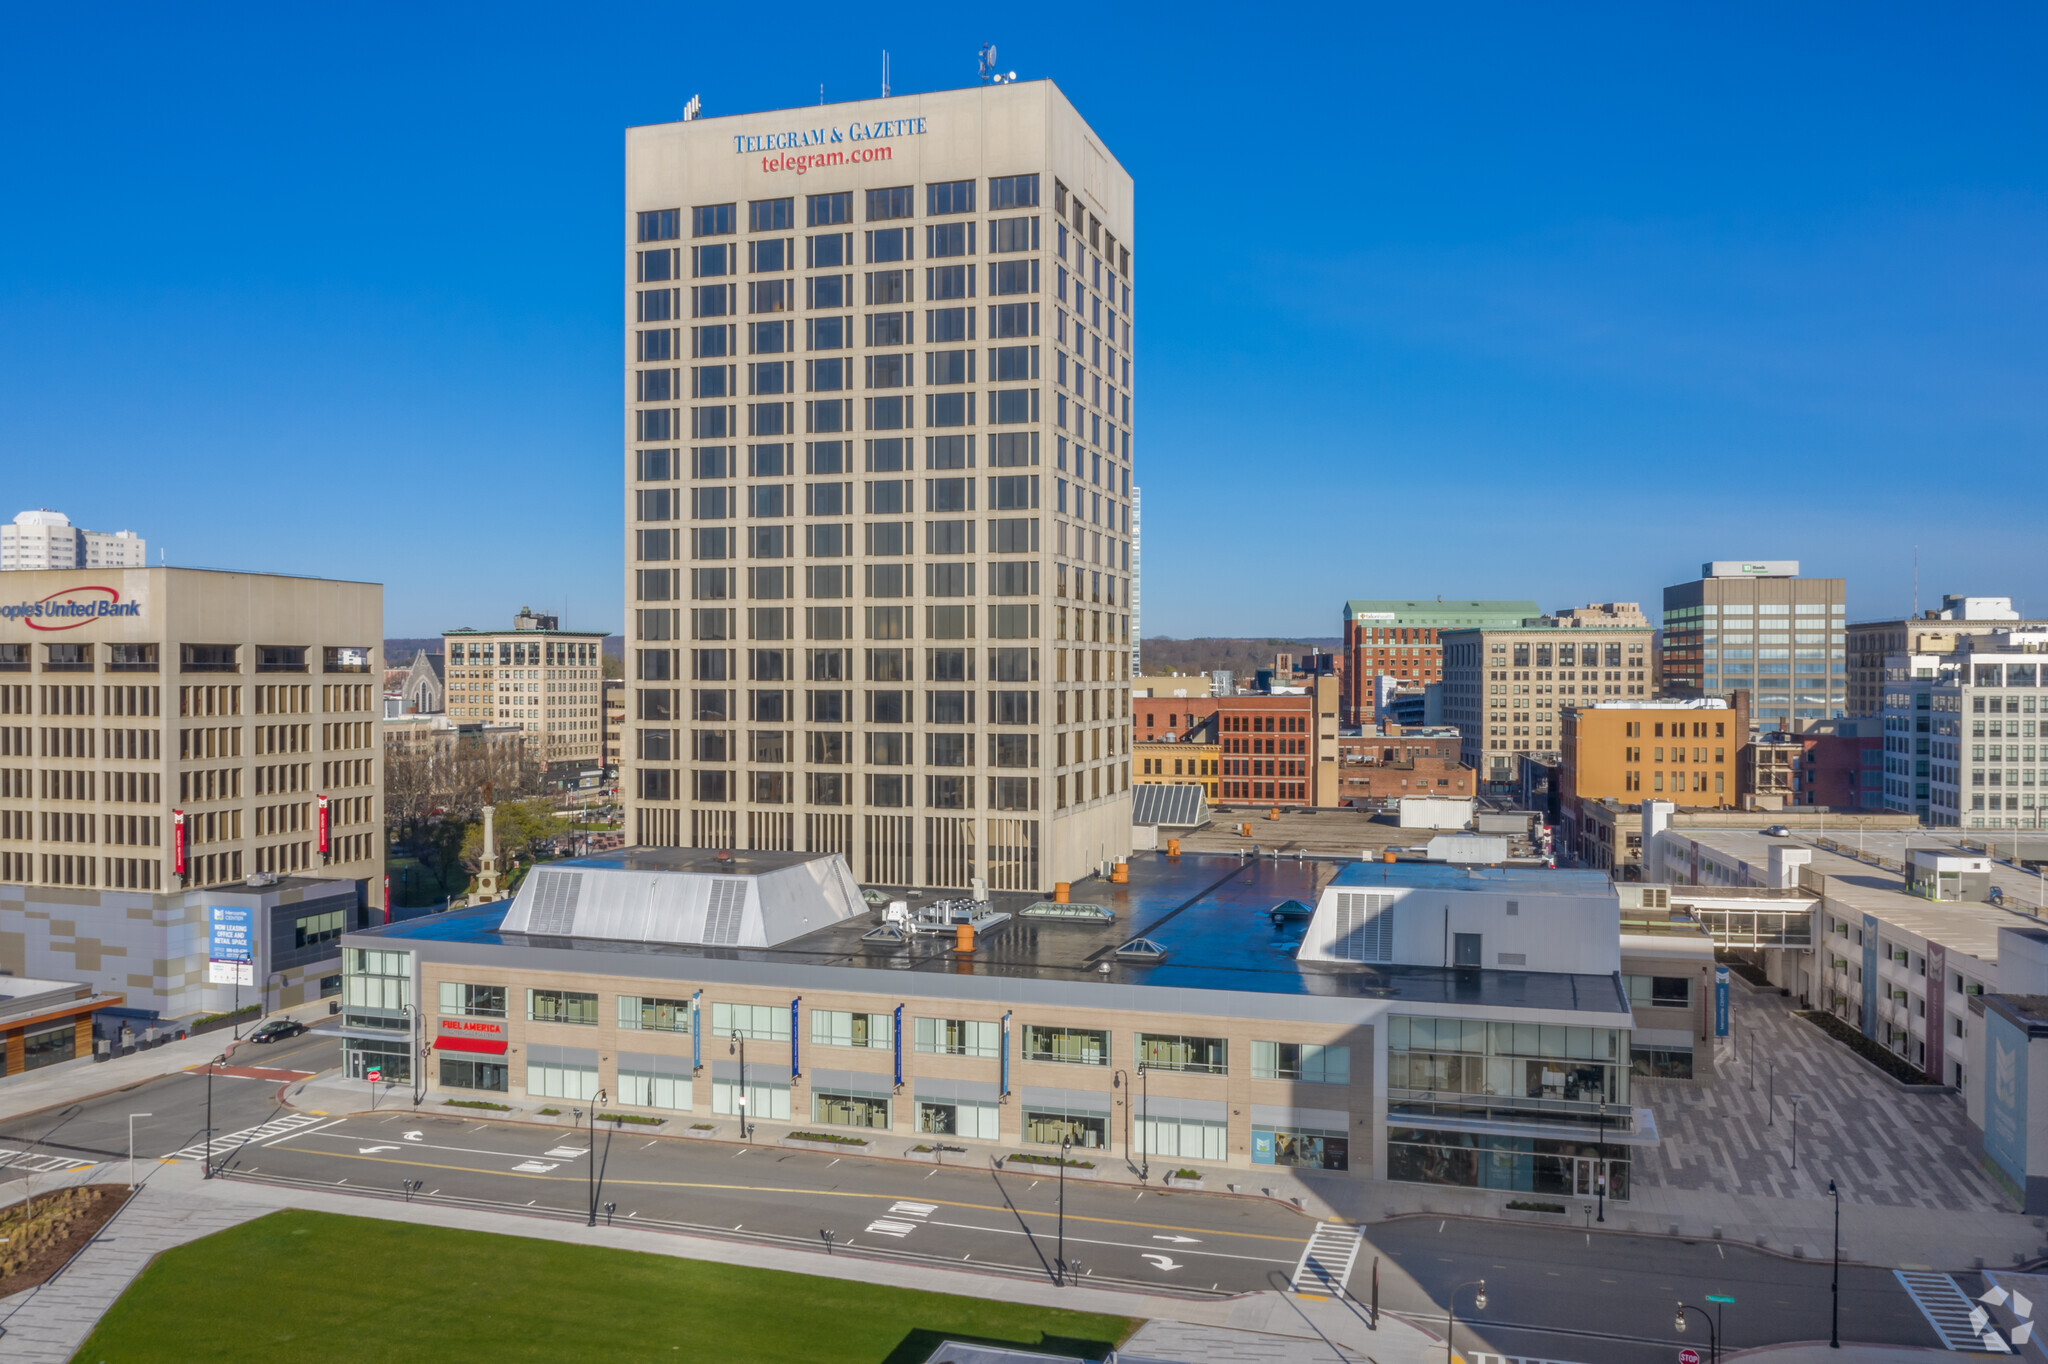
[1635,982,2005,1212]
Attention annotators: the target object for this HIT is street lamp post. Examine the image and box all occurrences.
[1446,1279,1488,1364]
[1113,1068,1130,1166]
[1676,1301,1721,1364]
[128,1113,154,1191]
[1595,1105,1607,1223]
[1767,1060,1776,1126]
[1136,1064,1150,1182]
[730,1031,749,1141]
[1057,1133,1072,1285]
[1827,1179,1841,1348]
[202,1053,229,1178]
[399,1003,427,1108]
[1790,1094,1802,1171]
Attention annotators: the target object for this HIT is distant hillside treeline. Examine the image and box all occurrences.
[1138,636,1340,678]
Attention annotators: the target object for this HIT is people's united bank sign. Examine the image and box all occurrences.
[0,585,142,630]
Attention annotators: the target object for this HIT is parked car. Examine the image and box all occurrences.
[1765,825,1792,837]
[248,1018,308,1043]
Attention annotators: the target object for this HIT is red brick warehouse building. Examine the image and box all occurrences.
[1341,600,1542,726]
[1133,678,1340,806]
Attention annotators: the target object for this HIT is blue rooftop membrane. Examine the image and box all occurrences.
[1327,861,1614,894]
[352,853,1628,1015]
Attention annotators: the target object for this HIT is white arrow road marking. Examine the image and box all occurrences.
[403,1131,424,1141]
[1142,1254,1182,1271]
[358,1145,401,1154]
[512,1161,559,1173]
[1152,1235,1200,1244]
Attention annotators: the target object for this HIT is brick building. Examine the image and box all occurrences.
[1332,728,1472,805]
[1340,600,1538,728]
[1132,677,1339,806]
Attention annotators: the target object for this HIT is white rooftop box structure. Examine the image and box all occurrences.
[501,849,866,948]
[1397,796,1474,829]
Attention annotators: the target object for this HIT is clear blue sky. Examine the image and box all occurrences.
[3,5,2042,637]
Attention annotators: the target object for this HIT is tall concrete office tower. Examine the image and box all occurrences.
[622,82,1135,892]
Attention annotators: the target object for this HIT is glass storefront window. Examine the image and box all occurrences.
[440,1058,508,1092]
[1387,1126,1629,1199]
[917,1099,1000,1140]
[1022,1025,1108,1066]
[1134,1033,1227,1075]
[1251,1127,1348,1170]
[345,1038,410,1083]
[1024,1109,1107,1148]
[619,996,692,1033]
[712,1079,791,1120]
[24,1022,75,1071]
[812,1091,891,1129]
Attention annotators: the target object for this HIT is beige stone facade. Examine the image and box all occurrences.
[443,611,607,770]
[0,567,383,904]
[621,82,1136,891]
[411,957,1375,1175]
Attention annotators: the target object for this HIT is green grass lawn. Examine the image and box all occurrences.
[71,1209,1136,1364]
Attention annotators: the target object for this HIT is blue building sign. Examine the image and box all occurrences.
[1714,966,1730,1037]
[207,905,253,986]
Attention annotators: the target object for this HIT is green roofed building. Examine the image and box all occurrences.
[1342,600,1540,727]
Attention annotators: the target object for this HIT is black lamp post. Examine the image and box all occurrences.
[1676,1301,1720,1364]
[1113,1068,1130,1165]
[400,1004,427,1108]
[730,1031,749,1140]
[1446,1279,1488,1364]
[202,1053,229,1179]
[1595,1104,1607,1223]
[1136,1064,1151,1182]
[1827,1179,1841,1348]
[1057,1133,1072,1285]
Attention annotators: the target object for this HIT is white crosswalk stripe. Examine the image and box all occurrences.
[1290,1221,1364,1297]
[0,1148,98,1175]
[1896,1270,1990,1351]
[164,1111,325,1162]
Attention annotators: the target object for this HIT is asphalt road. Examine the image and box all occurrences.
[0,1026,341,1175]
[0,1054,1958,1362]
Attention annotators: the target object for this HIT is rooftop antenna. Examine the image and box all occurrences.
[881,50,889,98]
[977,42,1015,83]
[681,94,702,123]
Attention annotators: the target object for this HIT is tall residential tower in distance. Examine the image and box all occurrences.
[622,83,1136,891]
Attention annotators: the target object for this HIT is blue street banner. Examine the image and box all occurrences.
[893,1005,904,1088]
[1714,966,1730,1037]
[691,991,702,1072]
[791,997,801,1078]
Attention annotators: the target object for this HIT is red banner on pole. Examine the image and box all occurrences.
[317,794,330,855]
[172,809,186,875]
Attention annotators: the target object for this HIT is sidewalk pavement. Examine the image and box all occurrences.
[0,1158,1440,1364]
[0,997,337,1123]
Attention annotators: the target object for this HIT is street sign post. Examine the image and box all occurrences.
[366,1067,382,1084]
[1680,1348,1701,1364]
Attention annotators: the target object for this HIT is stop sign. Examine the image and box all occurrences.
[1679,1349,1701,1364]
